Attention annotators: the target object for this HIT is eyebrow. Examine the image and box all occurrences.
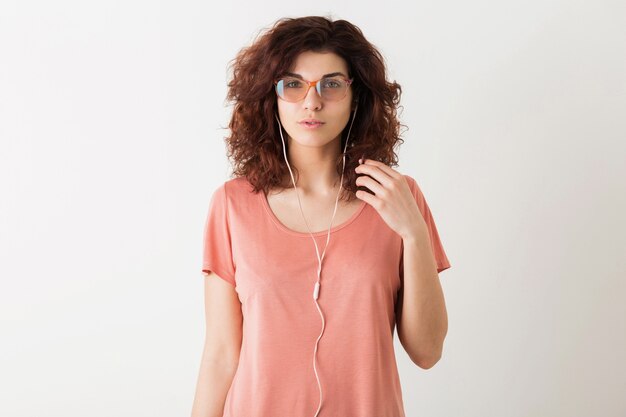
[285,71,347,79]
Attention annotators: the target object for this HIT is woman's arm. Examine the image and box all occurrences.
[396,234,448,369]
[191,272,243,417]
[190,346,239,417]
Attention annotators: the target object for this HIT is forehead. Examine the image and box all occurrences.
[289,51,349,78]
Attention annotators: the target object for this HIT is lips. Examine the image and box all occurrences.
[299,119,324,126]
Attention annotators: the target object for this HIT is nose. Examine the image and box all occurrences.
[303,83,322,110]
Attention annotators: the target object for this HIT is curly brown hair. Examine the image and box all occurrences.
[222,15,406,203]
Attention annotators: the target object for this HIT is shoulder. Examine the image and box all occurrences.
[402,172,423,188]
[216,176,253,196]
[401,173,427,206]
[401,173,419,193]
[213,176,258,208]
[402,173,415,187]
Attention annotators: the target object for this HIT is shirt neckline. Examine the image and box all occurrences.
[259,188,367,237]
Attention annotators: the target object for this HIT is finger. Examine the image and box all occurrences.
[355,163,394,188]
[355,186,378,206]
[356,174,386,197]
[361,158,402,180]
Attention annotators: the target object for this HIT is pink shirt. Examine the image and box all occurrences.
[201,174,451,417]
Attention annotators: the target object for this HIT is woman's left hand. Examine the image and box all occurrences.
[354,158,428,241]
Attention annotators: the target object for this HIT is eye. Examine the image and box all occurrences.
[322,78,342,88]
[284,79,303,88]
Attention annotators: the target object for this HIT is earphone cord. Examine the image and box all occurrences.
[274,105,358,417]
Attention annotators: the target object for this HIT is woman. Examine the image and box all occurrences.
[192,16,451,417]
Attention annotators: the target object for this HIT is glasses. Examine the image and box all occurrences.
[274,76,353,102]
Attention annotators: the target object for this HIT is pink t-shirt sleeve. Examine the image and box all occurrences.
[402,175,451,274]
[201,183,237,286]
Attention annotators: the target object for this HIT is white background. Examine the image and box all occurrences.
[1,1,625,416]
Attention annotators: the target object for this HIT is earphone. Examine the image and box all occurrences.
[274,101,358,417]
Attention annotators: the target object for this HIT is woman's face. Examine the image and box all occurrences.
[276,51,354,151]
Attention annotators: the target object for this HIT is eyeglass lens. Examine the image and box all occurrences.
[276,77,348,101]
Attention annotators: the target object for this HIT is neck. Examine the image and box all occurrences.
[283,136,345,197]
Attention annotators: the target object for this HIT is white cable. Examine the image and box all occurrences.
[274,104,358,417]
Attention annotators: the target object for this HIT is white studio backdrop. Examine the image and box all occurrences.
[1,1,625,416]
